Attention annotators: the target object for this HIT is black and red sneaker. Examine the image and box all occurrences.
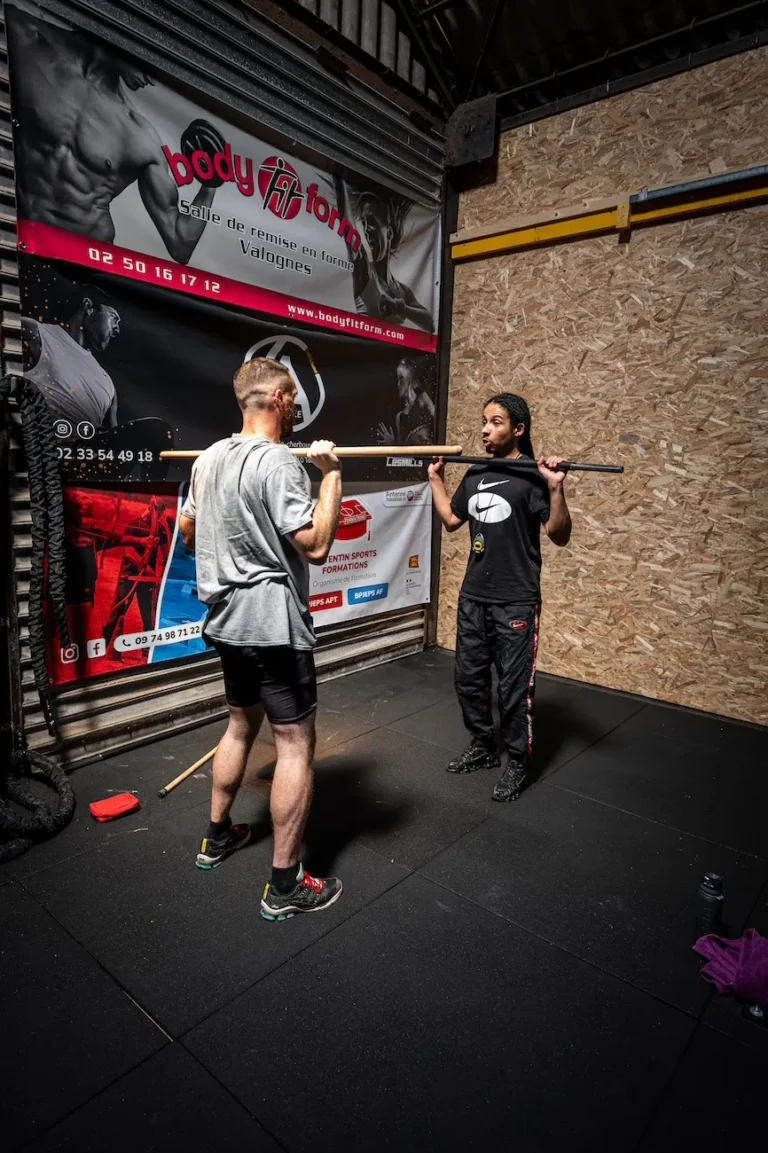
[260,868,343,921]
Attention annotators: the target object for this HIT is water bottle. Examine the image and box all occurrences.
[742,1004,766,1027]
[695,873,724,938]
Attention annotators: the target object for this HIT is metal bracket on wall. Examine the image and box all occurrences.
[450,163,768,261]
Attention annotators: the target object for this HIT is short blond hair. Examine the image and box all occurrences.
[233,357,293,411]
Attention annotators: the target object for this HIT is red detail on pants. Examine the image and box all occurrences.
[525,606,541,755]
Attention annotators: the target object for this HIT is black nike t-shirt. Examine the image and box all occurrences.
[450,462,550,604]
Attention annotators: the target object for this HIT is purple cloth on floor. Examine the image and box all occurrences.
[694,929,768,1004]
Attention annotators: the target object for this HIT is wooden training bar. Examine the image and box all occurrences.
[161,445,463,460]
[157,746,217,798]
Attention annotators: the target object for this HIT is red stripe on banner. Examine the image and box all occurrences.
[17,220,438,353]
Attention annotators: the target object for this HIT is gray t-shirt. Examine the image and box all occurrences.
[181,435,316,649]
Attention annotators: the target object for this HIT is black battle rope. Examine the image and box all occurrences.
[15,378,71,737]
[0,750,75,864]
[0,376,75,863]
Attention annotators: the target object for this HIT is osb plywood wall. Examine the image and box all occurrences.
[439,48,768,725]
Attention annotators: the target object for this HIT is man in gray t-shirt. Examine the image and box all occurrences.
[183,435,316,651]
[179,357,343,919]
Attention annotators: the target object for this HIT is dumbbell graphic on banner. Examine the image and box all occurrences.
[163,119,255,197]
[179,119,228,187]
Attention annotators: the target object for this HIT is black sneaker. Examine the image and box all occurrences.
[446,742,501,774]
[196,823,251,870]
[260,868,343,921]
[492,759,529,802]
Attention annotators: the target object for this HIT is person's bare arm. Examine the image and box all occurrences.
[420,392,436,421]
[400,283,434,332]
[379,282,434,332]
[427,457,465,532]
[8,3,74,50]
[104,390,119,429]
[289,441,342,565]
[21,318,42,368]
[179,513,195,553]
[122,533,159,548]
[333,176,370,299]
[138,130,215,265]
[538,456,572,547]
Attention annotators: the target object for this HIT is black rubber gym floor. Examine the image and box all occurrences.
[3,648,767,1151]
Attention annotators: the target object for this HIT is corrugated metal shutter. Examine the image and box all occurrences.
[24,606,427,768]
[1,0,25,757]
[1,0,438,767]
[33,0,443,207]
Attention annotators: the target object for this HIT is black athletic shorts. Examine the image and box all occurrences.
[214,642,317,724]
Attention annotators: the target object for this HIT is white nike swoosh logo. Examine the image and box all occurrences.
[477,478,509,490]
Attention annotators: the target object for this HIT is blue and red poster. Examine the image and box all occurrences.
[47,484,208,686]
[47,482,432,687]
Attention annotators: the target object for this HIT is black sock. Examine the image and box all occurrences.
[271,862,300,895]
[207,817,231,841]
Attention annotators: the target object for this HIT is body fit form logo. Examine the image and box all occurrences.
[163,134,362,253]
[258,157,362,253]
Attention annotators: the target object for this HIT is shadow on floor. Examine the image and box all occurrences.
[526,698,606,778]
[254,754,408,876]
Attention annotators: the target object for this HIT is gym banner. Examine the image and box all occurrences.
[308,484,432,627]
[46,484,205,688]
[20,255,438,484]
[46,482,432,687]
[7,2,440,353]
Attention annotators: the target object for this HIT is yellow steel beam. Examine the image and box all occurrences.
[452,208,620,260]
[451,183,768,262]
[630,184,768,226]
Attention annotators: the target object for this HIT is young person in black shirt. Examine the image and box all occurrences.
[428,393,572,801]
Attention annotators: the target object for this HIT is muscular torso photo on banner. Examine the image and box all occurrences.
[8,0,217,264]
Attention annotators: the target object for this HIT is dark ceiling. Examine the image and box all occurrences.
[409,0,768,124]
[275,1,768,131]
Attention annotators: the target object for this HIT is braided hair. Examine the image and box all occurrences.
[485,393,534,457]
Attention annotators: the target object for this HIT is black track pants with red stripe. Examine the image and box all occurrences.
[454,598,541,761]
